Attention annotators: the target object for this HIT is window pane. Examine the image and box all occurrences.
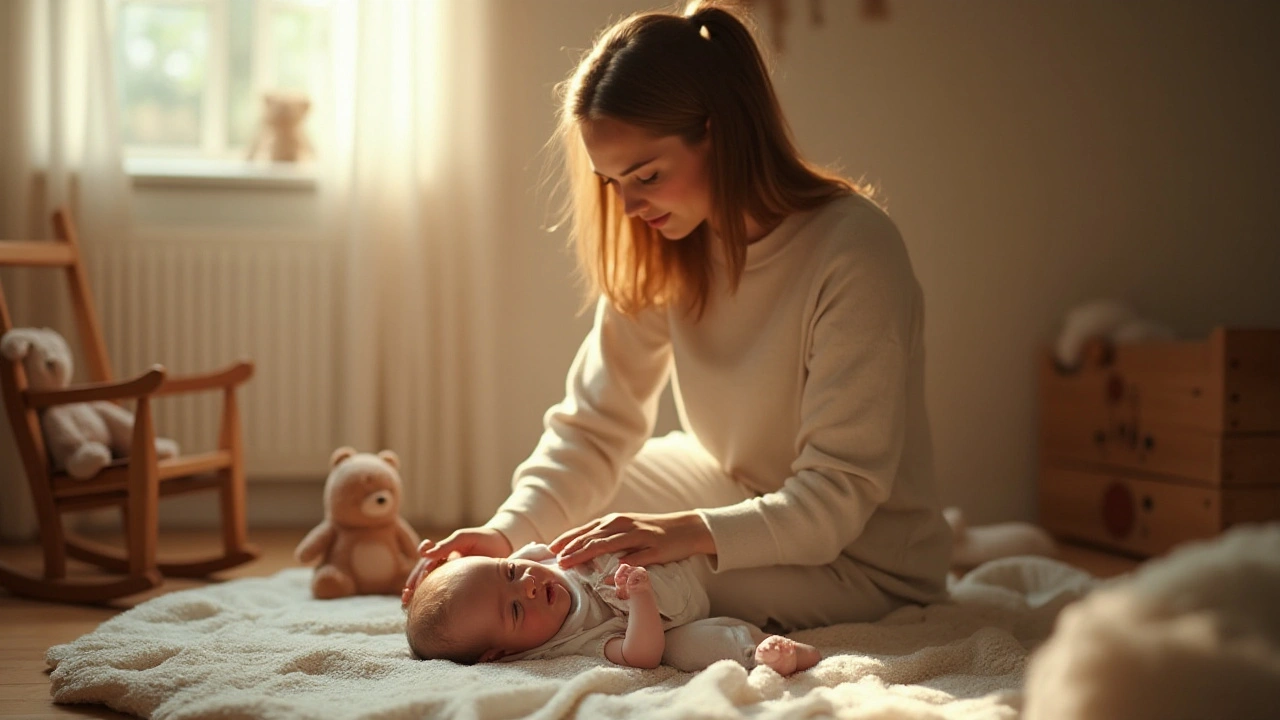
[226,0,256,147]
[269,3,328,96]
[116,1,209,147]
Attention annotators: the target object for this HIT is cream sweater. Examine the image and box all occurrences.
[487,194,950,600]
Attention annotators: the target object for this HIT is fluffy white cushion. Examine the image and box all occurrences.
[1024,523,1280,720]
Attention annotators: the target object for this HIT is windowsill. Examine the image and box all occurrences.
[126,157,319,192]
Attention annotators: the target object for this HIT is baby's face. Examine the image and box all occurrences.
[447,556,572,662]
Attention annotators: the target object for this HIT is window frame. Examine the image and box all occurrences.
[111,0,328,184]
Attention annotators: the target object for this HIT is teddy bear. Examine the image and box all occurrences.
[295,447,421,599]
[0,327,179,480]
[246,91,315,163]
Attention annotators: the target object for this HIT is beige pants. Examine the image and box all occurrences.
[660,617,767,672]
[601,432,903,633]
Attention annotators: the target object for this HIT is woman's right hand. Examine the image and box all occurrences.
[403,527,513,608]
[417,526,512,565]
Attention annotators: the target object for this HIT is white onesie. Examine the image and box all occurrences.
[502,543,760,670]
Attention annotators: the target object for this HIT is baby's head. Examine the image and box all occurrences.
[405,555,572,663]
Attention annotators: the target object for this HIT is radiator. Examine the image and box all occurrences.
[81,229,337,479]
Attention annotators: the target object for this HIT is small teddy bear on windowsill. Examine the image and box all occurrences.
[246,91,315,163]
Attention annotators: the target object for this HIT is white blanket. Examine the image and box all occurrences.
[46,557,1095,720]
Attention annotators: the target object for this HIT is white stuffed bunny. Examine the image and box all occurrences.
[1053,299,1176,371]
[944,506,1058,572]
[0,327,179,479]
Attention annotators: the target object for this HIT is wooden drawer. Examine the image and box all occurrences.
[1040,413,1280,486]
[1040,327,1280,435]
[1038,465,1280,558]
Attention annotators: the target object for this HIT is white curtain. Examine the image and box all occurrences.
[0,0,131,539]
[321,0,505,530]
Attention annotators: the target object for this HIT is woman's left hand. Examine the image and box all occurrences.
[550,511,716,569]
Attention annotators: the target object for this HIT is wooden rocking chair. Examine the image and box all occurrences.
[0,209,259,603]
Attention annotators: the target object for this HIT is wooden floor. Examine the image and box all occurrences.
[0,528,315,720]
[0,529,1139,720]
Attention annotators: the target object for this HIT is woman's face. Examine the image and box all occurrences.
[580,116,712,240]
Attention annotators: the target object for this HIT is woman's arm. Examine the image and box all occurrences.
[485,298,673,550]
[602,565,664,669]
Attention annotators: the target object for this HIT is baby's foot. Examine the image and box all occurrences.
[754,635,821,676]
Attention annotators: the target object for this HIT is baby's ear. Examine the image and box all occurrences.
[478,648,507,663]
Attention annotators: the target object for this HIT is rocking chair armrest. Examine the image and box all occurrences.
[154,360,254,396]
[25,366,167,408]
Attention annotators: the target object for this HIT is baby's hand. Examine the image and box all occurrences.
[613,563,650,601]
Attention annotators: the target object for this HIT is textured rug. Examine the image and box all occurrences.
[46,557,1096,719]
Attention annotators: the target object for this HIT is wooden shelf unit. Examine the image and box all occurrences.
[1038,328,1280,557]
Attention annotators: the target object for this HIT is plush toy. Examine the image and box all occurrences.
[246,91,314,163]
[1053,299,1175,371]
[295,447,421,599]
[0,327,179,480]
[944,506,1058,573]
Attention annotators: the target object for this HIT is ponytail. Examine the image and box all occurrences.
[683,3,772,85]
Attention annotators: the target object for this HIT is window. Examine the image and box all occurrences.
[112,0,329,164]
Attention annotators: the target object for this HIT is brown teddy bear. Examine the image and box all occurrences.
[295,447,420,599]
[0,327,179,479]
[246,91,315,163]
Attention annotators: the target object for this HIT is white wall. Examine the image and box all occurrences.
[127,0,1279,529]
[770,0,1280,521]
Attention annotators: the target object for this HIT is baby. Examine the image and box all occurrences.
[402,542,821,674]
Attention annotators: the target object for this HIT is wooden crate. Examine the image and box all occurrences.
[1038,327,1280,557]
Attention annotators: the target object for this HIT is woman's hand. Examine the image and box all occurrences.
[550,511,715,569]
[403,527,512,607]
[418,526,512,564]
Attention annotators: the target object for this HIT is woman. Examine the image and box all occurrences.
[416,1,950,632]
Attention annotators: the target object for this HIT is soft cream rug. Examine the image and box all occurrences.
[46,557,1095,720]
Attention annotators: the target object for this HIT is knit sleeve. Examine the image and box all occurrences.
[699,212,921,571]
[485,297,672,548]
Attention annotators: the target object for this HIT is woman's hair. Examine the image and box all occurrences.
[553,0,861,317]
[404,567,485,664]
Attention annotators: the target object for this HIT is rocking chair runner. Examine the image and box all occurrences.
[0,209,259,603]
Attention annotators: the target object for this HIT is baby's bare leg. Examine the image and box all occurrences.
[753,635,821,676]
